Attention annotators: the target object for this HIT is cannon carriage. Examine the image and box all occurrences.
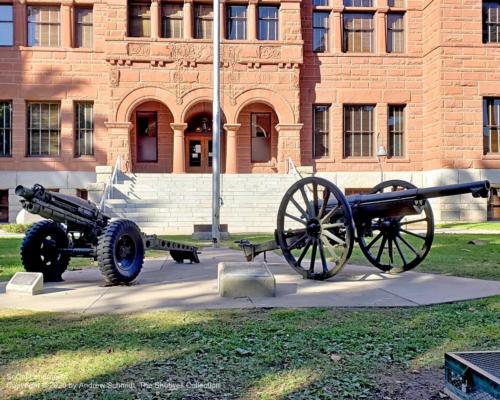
[15,184,199,284]
[240,176,491,280]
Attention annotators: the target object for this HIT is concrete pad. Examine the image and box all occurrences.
[218,262,276,298]
[0,247,498,314]
[6,272,44,295]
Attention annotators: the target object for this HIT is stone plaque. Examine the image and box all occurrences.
[6,272,44,295]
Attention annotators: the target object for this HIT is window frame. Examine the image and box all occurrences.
[343,104,375,158]
[0,101,12,157]
[250,112,272,163]
[75,7,93,48]
[194,3,213,39]
[483,1,500,43]
[136,111,158,163]
[75,101,94,157]
[258,5,279,41]
[388,104,406,158]
[312,11,330,53]
[0,4,14,47]
[483,97,500,155]
[313,104,331,159]
[27,5,61,47]
[161,2,183,39]
[343,0,373,6]
[226,4,247,40]
[26,101,61,157]
[387,12,405,53]
[342,12,375,53]
[128,1,151,38]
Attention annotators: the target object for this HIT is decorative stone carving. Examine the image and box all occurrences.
[260,46,281,60]
[127,43,150,56]
[110,69,120,88]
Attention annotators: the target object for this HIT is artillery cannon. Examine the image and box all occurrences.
[239,177,490,280]
[15,184,199,284]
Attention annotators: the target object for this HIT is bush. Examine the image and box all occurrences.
[1,224,32,234]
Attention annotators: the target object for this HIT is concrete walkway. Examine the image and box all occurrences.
[0,247,498,314]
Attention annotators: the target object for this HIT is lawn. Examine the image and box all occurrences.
[0,297,498,399]
[1,232,499,282]
[437,221,500,231]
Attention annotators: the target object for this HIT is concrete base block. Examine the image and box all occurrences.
[218,262,276,298]
[6,272,44,295]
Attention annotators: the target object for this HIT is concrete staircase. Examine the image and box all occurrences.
[105,173,297,234]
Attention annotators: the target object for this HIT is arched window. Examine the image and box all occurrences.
[251,113,271,162]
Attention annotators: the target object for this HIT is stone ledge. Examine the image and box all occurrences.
[218,262,276,298]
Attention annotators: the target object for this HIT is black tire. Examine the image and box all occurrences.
[20,220,70,282]
[97,219,144,285]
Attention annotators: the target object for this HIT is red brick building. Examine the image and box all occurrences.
[0,0,500,229]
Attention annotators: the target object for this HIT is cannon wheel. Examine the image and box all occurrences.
[357,180,434,273]
[97,219,144,285]
[276,177,355,280]
[20,220,70,281]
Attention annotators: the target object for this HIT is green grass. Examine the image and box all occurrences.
[437,221,500,231]
[1,233,499,282]
[0,297,498,399]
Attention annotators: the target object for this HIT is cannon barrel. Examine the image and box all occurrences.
[16,184,109,234]
[347,180,491,220]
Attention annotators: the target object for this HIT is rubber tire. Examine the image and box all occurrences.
[97,219,144,285]
[20,220,70,282]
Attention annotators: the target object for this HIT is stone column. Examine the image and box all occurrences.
[220,0,226,39]
[151,0,160,39]
[14,1,26,46]
[224,124,240,174]
[183,0,193,39]
[171,123,187,173]
[104,122,132,172]
[247,0,257,40]
[61,0,73,47]
[276,124,303,173]
[377,9,388,54]
[332,9,343,53]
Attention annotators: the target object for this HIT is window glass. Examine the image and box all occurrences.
[484,98,500,154]
[313,12,329,52]
[258,6,278,40]
[387,13,404,53]
[27,102,61,156]
[0,102,11,156]
[75,8,93,48]
[483,2,500,43]
[314,105,330,158]
[162,3,183,38]
[227,5,247,40]
[344,105,374,157]
[76,102,94,156]
[195,4,213,39]
[343,13,374,52]
[128,3,151,37]
[28,6,60,47]
[251,113,272,162]
[0,5,13,46]
[388,105,405,157]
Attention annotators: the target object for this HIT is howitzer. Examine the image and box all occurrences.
[16,184,199,284]
[239,177,491,280]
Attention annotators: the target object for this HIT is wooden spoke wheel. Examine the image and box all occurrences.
[276,177,355,280]
[357,180,434,274]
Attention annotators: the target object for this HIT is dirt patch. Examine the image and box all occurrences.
[372,366,450,400]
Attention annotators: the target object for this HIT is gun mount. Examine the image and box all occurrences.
[239,177,490,280]
[16,184,199,284]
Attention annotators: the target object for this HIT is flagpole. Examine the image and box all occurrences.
[212,0,221,248]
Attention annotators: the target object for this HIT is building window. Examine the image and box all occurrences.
[195,4,213,39]
[0,5,13,46]
[251,113,272,163]
[227,5,247,40]
[313,12,329,52]
[75,102,94,157]
[162,3,183,38]
[0,189,8,223]
[344,105,374,157]
[313,105,330,158]
[258,6,278,40]
[387,13,404,53]
[313,0,329,5]
[388,105,405,157]
[343,13,374,53]
[344,0,373,6]
[75,8,93,48]
[27,6,60,47]
[136,111,158,162]
[0,102,11,157]
[483,1,500,43]
[128,2,150,37]
[76,189,88,200]
[27,102,60,156]
[388,0,405,7]
[484,98,500,154]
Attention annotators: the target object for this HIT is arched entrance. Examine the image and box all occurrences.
[184,102,226,173]
[130,100,174,173]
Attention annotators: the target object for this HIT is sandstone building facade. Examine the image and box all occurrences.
[0,0,500,230]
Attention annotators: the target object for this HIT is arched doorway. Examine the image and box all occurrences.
[130,100,174,173]
[184,102,226,173]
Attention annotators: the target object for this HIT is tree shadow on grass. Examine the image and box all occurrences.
[0,297,498,400]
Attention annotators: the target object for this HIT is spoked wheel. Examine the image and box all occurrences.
[20,220,70,281]
[276,177,355,280]
[357,180,434,273]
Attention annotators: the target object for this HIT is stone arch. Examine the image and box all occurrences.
[115,86,179,123]
[234,88,295,124]
[179,87,232,123]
